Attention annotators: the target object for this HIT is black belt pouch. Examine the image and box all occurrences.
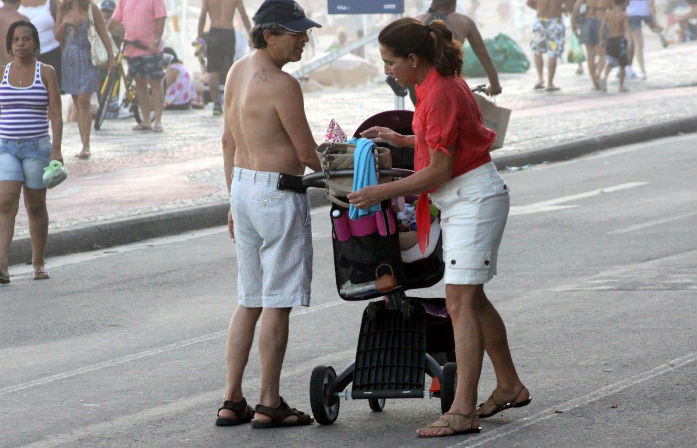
[276,173,308,193]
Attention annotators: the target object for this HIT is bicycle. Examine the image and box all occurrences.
[94,40,148,130]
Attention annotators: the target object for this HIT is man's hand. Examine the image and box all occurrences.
[228,208,235,241]
[359,126,402,147]
[148,38,161,54]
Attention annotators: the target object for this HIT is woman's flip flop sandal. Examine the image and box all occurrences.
[215,397,255,426]
[251,397,314,428]
[477,387,532,418]
[416,413,481,438]
[132,124,152,131]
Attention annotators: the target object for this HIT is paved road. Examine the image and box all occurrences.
[2,135,695,448]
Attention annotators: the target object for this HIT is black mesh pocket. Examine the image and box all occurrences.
[331,205,405,301]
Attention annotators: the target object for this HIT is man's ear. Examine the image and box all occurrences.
[263,28,274,46]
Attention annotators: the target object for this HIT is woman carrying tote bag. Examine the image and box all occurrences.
[55,0,113,160]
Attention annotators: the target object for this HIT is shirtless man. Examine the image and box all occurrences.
[216,0,321,430]
[415,0,501,98]
[573,0,610,89]
[528,0,571,91]
[0,0,27,64]
[198,0,251,115]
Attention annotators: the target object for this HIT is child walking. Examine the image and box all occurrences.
[600,0,630,92]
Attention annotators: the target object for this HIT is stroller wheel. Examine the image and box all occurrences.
[440,362,457,414]
[310,365,340,425]
[368,397,386,412]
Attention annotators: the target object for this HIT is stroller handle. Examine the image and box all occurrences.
[302,168,414,189]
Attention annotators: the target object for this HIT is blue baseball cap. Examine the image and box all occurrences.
[253,0,321,32]
[100,0,116,12]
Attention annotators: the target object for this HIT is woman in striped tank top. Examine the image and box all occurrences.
[0,20,62,284]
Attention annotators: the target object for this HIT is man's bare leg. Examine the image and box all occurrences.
[534,53,545,87]
[134,77,152,128]
[218,305,263,419]
[149,78,164,129]
[254,307,301,423]
[585,44,599,88]
[209,71,220,109]
[547,56,558,89]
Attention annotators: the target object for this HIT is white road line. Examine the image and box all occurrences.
[13,349,356,448]
[0,300,344,397]
[447,353,696,448]
[608,212,697,234]
[510,182,647,216]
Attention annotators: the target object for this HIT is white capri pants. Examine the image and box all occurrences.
[230,167,313,308]
[429,161,510,285]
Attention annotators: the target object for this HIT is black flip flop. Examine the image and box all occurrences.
[0,272,9,284]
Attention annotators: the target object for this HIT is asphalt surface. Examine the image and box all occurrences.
[1,134,695,448]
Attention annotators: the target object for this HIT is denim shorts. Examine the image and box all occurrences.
[629,15,654,30]
[0,136,52,189]
[126,53,164,80]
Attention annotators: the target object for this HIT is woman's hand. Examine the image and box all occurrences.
[486,82,502,96]
[347,185,383,210]
[359,126,402,147]
[50,147,63,164]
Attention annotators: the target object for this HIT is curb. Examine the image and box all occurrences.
[9,116,697,265]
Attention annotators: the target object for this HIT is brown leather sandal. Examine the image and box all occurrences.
[215,397,255,426]
[416,412,481,438]
[251,397,314,428]
[477,386,532,418]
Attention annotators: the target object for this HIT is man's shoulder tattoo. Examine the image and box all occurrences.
[252,68,268,83]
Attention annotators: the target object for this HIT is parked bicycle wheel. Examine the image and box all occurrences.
[95,71,120,130]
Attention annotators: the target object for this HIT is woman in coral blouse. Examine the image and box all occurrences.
[348,17,530,438]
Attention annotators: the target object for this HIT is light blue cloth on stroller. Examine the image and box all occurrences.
[348,137,381,220]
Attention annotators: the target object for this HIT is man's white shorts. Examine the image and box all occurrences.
[429,162,510,285]
[230,167,312,308]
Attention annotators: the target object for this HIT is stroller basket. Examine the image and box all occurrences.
[352,301,427,399]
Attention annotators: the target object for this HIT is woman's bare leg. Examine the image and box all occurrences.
[23,186,48,275]
[417,284,483,437]
[0,181,22,277]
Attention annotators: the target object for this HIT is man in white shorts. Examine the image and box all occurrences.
[216,0,322,429]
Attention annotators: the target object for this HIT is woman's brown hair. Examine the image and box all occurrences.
[378,17,462,78]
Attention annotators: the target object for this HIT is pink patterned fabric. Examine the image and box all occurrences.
[325,119,347,143]
[164,63,196,107]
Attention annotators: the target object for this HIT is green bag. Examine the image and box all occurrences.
[42,160,68,189]
[567,33,586,63]
[462,33,530,78]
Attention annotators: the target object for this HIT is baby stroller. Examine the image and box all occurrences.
[302,111,457,425]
